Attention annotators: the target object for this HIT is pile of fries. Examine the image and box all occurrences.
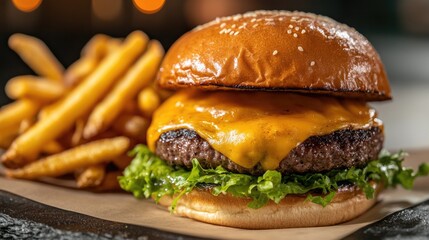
[0,31,167,191]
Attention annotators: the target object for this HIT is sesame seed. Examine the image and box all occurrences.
[265,18,274,21]
[279,17,284,21]
[225,29,231,33]
[273,50,278,55]
[253,24,259,28]
[234,31,239,36]
[310,61,315,66]
[233,15,242,20]
[251,18,257,22]
[231,24,236,28]
[298,46,304,52]
[238,25,245,29]
[256,19,263,22]
[229,31,235,35]
[295,26,300,31]
[288,24,293,29]
[287,29,292,34]
[301,29,306,34]
[293,33,298,38]
[220,23,226,28]
[219,29,225,34]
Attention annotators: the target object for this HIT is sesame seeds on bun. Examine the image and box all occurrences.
[158,10,391,101]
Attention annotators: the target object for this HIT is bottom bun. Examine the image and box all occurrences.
[158,183,382,229]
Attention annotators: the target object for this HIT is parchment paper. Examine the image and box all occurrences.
[1,149,428,240]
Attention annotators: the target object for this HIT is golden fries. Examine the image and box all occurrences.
[0,123,20,149]
[76,164,106,188]
[0,137,15,150]
[6,75,66,102]
[81,34,109,57]
[0,100,39,130]
[8,34,64,82]
[2,31,169,192]
[6,137,130,179]
[0,123,20,139]
[41,141,64,155]
[138,87,161,118]
[38,98,64,120]
[18,118,35,134]
[92,171,122,192]
[71,118,86,147]
[106,38,122,55]
[64,57,99,86]
[65,34,110,86]
[113,114,150,142]
[1,31,148,166]
[83,40,163,138]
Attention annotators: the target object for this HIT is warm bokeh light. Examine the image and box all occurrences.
[11,0,42,12]
[185,0,258,26]
[133,0,166,14]
[91,0,123,21]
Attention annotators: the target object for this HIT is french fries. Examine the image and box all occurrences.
[38,98,64,120]
[8,34,64,82]
[0,123,20,139]
[65,34,110,86]
[0,136,15,150]
[6,137,130,179]
[113,114,150,142]
[81,34,110,57]
[106,38,122,55]
[18,118,35,134]
[1,32,170,191]
[41,141,64,155]
[71,118,86,146]
[76,164,106,188]
[0,100,39,130]
[138,87,161,118]
[0,123,20,149]
[6,75,66,102]
[64,57,100,87]
[2,31,147,167]
[83,40,163,138]
[92,171,122,192]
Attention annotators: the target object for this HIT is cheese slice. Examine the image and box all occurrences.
[147,90,380,170]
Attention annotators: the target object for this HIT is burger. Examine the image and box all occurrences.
[120,11,428,229]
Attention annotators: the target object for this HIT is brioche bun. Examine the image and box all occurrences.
[158,183,382,229]
[158,11,391,101]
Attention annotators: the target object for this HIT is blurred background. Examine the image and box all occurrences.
[1,0,428,150]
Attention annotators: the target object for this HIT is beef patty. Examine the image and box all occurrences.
[155,127,383,175]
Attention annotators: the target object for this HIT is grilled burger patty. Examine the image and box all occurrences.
[155,127,383,175]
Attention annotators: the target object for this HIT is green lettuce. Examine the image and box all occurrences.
[119,145,429,209]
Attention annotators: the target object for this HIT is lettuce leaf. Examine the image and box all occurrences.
[119,145,429,209]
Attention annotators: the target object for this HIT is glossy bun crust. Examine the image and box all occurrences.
[158,183,381,229]
[158,11,391,101]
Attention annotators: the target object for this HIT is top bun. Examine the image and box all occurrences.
[158,11,391,101]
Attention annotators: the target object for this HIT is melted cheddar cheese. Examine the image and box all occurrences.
[147,90,380,170]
